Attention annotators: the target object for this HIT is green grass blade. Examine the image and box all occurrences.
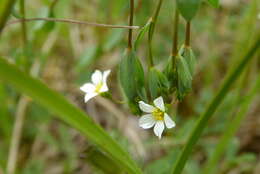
[171,36,260,174]
[0,0,17,33]
[202,74,260,174]
[0,57,142,174]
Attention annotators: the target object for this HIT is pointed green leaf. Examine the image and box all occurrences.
[181,45,196,76]
[176,55,192,100]
[177,0,201,21]
[148,67,170,100]
[0,57,142,174]
[119,49,146,114]
[134,19,152,51]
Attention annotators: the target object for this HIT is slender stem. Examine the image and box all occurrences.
[171,36,260,174]
[171,8,179,70]
[5,17,140,29]
[0,0,17,35]
[185,21,191,47]
[128,0,134,49]
[172,9,179,57]
[150,0,163,37]
[19,0,27,45]
[148,0,164,67]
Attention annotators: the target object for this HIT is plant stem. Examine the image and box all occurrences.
[5,17,140,30]
[171,36,260,174]
[128,0,134,49]
[0,0,17,35]
[185,21,190,47]
[19,0,27,45]
[172,9,179,56]
[171,8,179,68]
[148,0,163,67]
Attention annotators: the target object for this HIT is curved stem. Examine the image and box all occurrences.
[128,0,134,49]
[5,17,139,30]
[171,36,260,174]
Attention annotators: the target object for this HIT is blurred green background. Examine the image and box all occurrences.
[0,0,260,173]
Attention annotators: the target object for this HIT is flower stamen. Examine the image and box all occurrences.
[95,82,103,93]
[152,108,164,121]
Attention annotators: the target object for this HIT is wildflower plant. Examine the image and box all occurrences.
[1,0,260,174]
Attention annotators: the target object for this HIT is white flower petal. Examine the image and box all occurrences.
[91,70,102,85]
[139,101,155,113]
[80,83,95,93]
[164,113,175,128]
[153,96,165,111]
[102,70,111,84]
[99,70,110,92]
[99,84,108,93]
[153,121,165,139]
[139,114,156,129]
[84,93,98,102]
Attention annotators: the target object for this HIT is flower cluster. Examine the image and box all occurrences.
[80,70,176,139]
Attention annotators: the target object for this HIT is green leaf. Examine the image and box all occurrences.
[0,57,142,174]
[163,56,178,92]
[180,45,196,76]
[134,18,152,50]
[177,0,201,21]
[208,0,219,8]
[119,49,146,114]
[176,55,192,100]
[171,35,260,174]
[148,67,170,100]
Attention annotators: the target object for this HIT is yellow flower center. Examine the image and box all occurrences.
[95,82,103,93]
[152,108,164,121]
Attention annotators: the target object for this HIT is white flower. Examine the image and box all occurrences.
[138,96,176,139]
[80,70,111,102]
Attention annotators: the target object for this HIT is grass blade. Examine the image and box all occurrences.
[0,57,142,174]
[171,36,260,174]
[202,74,260,174]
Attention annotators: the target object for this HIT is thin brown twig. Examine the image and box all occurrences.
[5,17,140,29]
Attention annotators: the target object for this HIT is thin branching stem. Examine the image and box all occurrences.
[128,0,135,49]
[5,17,140,30]
[148,0,164,67]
